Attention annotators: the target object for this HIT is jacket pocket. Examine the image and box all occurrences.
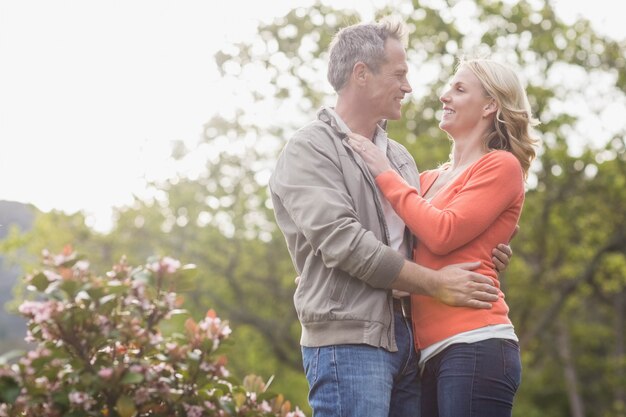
[329,274,349,303]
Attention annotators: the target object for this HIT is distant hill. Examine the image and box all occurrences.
[0,200,35,239]
[0,200,37,352]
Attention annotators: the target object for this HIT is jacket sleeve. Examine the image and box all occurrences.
[269,131,405,289]
[375,151,523,255]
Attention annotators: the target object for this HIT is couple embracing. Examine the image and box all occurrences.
[270,16,539,417]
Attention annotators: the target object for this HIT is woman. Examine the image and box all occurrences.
[348,58,540,417]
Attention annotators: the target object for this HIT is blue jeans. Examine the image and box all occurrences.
[421,338,522,417]
[301,312,420,417]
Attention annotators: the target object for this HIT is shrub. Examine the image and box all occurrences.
[0,247,305,417]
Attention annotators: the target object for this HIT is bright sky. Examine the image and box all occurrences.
[1,0,624,232]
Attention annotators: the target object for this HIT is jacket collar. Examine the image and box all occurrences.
[317,106,388,140]
[317,106,350,138]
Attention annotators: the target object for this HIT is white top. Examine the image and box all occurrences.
[418,324,519,372]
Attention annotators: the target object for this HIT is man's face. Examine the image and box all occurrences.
[365,38,412,121]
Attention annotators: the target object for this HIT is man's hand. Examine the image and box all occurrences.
[492,244,513,272]
[493,224,519,272]
[431,262,499,309]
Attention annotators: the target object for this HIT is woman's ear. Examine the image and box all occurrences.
[483,99,498,117]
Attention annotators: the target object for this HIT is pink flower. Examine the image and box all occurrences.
[148,257,181,274]
[98,368,113,379]
[182,403,203,417]
[161,257,181,273]
[134,387,150,405]
[18,300,63,324]
[197,313,232,348]
[68,391,94,410]
[219,366,230,377]
[164,292,177,309]
[24,330,35,343]
[149,332,164,345]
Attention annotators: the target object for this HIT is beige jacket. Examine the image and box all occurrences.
[269,107,420,351]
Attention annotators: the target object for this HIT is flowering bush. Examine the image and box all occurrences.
[0,247,305,417]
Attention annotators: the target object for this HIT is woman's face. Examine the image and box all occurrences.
[438,66,493,138]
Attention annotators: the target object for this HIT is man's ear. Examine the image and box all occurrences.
[353,62,368,86]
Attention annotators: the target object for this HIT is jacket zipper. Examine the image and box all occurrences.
[345,138,403,351]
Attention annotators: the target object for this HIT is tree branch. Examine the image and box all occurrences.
[520,230,626,347]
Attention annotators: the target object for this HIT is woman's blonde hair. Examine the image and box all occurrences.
[460,58,540,179]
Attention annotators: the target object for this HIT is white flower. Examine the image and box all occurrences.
[161,257,181,273]
[286,408,307,417]
[259,400,272,412]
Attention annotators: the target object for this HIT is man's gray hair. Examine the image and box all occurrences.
[327,16,408,92]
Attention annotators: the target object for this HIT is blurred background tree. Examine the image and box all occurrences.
[2,0,625,415]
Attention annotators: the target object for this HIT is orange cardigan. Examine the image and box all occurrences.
[375,150,524,349]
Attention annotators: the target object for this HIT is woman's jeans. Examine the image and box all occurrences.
[421,338,522,417]
[301,311,420,417]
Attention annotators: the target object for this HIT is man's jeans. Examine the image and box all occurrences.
[301,311,420,417]
[421,338,522,417]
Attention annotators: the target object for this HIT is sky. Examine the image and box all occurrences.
[1,0,624,232]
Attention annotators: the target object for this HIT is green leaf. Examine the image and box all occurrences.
[219,398,237,415]
[0,376,20,403]
[0,350,24,365]
[52,390,70,406]
[121,372,144,384]
[168,308,188,316]
[257,390,278,402]
[65,412,88,417]
[99,293,118,305]
[58,279,80,298]
[29,272,49,292]
[104,283,129,295]
[174,264,199,292]
[233,392,246,408]
[60,254,85,268]
[131,269,152,285]
[215,383,233,395]
[116,395,137,417]
[86,287,105,300]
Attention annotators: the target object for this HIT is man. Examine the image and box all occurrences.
[269,17,511,417]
